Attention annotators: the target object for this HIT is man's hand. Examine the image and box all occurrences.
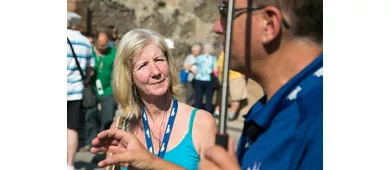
[90,129,157,169]
[83,67,95,85]
[198,138,241,170]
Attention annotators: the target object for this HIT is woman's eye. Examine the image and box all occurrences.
[156,58,164,62]
[139,64,146,69]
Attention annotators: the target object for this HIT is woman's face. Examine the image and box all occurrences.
[132,43,170,98]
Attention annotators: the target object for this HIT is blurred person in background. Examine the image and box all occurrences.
[182,44,202,106]
[85,33,95,46]
[214,51,248,121]
[107,25,119,48]
[80,32,118,151]
[192,43,218,114]
[67,15,95,170]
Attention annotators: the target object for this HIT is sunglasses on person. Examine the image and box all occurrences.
[218,3,290,29]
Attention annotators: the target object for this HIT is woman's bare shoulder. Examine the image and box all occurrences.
[177,102,193,110]
[177,102,215,125]
[187,106,217,155]
[192,109,217,132]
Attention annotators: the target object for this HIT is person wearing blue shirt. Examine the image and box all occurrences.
[199,0,323,170]
[193,43,218,114]
[182,44,203,106]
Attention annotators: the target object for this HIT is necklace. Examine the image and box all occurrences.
[148,110,167,149]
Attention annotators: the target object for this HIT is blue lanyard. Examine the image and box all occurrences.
[141,98,178,158]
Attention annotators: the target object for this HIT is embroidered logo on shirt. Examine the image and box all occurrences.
[246,162,261,170]
[314,67,323,77]
[287,86,302,100]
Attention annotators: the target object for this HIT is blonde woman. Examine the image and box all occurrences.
[90,28,217,170]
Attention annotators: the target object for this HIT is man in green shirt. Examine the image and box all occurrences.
[82,32,117,150]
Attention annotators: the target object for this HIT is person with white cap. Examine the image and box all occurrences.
[67,12,95,170]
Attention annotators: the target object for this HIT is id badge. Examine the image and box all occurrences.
[96,79,104,95]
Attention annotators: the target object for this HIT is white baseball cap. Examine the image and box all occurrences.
[67,12,81,25]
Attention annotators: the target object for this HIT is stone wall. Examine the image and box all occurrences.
[67,0,91,32]
[67,0,222,67]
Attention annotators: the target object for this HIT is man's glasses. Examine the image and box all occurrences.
[218,5,264,26]
[218,4,290,29]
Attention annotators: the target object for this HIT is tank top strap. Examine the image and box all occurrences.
[188,108,198,134]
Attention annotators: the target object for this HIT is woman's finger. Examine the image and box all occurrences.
[90,146,109,153]
[107,145,127,154]
[96,129,131,142]
[97,151,134,167]
[97,159,109,167]
[91,137,121,148]
[96,150,131,167]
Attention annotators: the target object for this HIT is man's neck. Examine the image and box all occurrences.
[251,40,322,102]
[94,47,106,56]
[141,93,173,123]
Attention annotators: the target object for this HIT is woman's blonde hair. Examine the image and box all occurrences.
[112,28,181,119]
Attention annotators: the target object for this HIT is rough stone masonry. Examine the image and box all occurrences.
[67,0,222,68]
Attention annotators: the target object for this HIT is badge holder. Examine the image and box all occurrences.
[96,79,104,95]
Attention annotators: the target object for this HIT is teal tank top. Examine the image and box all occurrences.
[123,108,200,170]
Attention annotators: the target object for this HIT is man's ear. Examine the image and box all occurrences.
[261,6,284,44]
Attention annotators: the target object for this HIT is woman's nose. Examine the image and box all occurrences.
[149,62,161,77]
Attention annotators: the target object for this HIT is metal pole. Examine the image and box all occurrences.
[218,0,234,134]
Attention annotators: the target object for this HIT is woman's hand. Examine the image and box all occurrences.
[90,129,157,169]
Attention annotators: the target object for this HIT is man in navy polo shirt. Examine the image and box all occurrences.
[199,0,323,170]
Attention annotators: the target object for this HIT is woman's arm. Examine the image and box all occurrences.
[183,55,195,72]
[184,63,194,72]
[191,109,218,159]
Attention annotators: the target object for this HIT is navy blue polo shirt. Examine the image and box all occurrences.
[237,54,323,170]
